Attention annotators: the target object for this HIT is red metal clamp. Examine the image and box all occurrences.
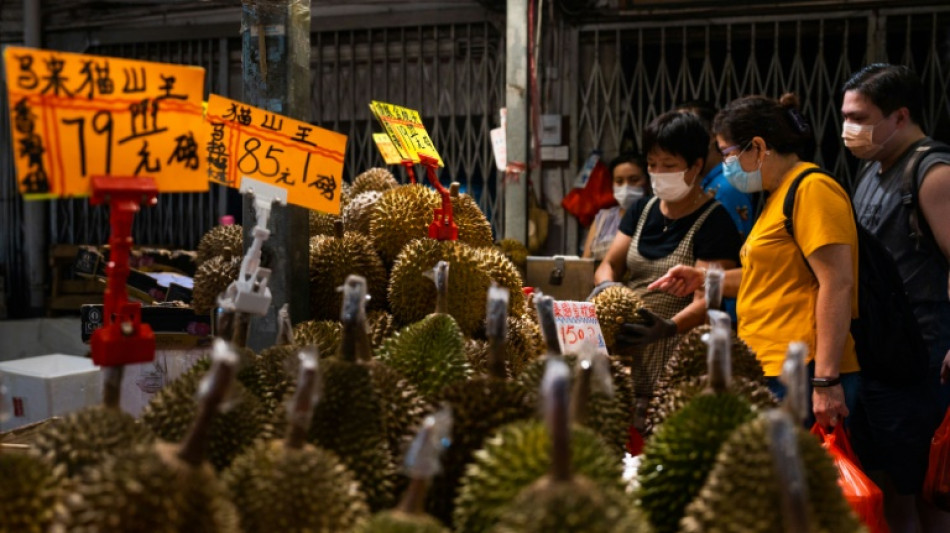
[420,154,458,241]
[88,176,157,367]
[401,161,417,185]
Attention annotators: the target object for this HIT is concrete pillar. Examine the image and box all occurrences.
[504,0,529,244]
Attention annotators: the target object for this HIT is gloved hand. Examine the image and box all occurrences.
[615,308,677,348]
[587,281,624,301]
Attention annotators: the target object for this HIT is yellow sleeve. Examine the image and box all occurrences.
[792,174,857,257]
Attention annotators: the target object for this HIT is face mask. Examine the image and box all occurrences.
[722,146,764,193]
[613,184,644,209]
[842,118,897,160]
[649,170,693,202]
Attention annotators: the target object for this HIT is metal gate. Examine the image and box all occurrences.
[575,6,950,185]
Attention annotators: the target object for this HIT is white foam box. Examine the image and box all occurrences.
[118,348,208,417]
[0,354,102,431]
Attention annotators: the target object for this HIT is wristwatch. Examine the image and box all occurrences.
[811,376,842,388]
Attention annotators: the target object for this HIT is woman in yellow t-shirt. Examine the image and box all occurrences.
[650,93,859,429]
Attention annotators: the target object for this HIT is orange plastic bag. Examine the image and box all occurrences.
[811,424,889,533]
[923,408,950,511]
[561,160,616,227]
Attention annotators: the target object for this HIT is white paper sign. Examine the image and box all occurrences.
[490,127,507,171]
[552,300,609,355]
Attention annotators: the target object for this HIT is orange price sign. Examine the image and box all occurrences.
[369,100,443,167]
[203,94,347,215]
[3,46,207,198]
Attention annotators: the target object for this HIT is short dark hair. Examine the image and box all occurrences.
[676,100,718,133]
[608,152,646,177]
[842,63,925,126]
[642,111,709,169]
[713,93,814,160]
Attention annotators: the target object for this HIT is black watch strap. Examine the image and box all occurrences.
[811,376,842,388]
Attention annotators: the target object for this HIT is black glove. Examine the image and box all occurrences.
[615,308,678,348]
[587,281,624,301]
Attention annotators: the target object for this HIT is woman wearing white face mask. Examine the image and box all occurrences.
[582,152,650,261]
[591,111,741,428]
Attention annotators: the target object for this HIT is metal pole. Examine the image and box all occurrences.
[23,0,49,316]
[241,0,311,351]
[504,0,529,243]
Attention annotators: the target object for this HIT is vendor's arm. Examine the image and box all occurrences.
[807,243,854,427]
[581,221,597,259]
[919,162,950,262]
[594,233,631,284]
[649,264,743,299]
[668,258,738,332]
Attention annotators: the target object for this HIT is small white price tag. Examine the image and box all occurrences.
[552,300,609,356]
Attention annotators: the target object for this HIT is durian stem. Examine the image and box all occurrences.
[216,308,235,340]
[231,312,250,348]
[397,478,430,515]
[767,410,813,533]
[341,321,372,362]
[275,303,294,346]
[449,182,460,198]
[178,360,234,467]
[285,352,318,450]
[487,336,507,379]
[102,366,124,409]
[535,296,562,355]
[570,367,591,426]
[549,377,572,483]
[333,219,344,239]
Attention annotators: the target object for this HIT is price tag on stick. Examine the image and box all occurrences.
[551,300,609,356]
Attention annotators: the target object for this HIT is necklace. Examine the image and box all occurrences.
[661,191,707,231]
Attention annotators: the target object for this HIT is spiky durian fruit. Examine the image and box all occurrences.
[32,406,155,479]
[192,255,241,315]
[376,314,470,400]
[293,320,342,356]
[368,362,431,462]
[309,227,387,321]
[142,364,275,471]
[462,339,497,377]
[646,375,776,433]
[344,190,385,235]
[497,238,528,273]
[506,315,545,377]
[474,247,526,322]
[680,412,866,533]
[590,285,646,356]
[452,421,626,533]
[451,190,494,249]
[637,393,756,533]
[659,325,764,388]
[492,476,650,533]
[0,453,61,533]
[196,224,243,266]
[367,310,396,348]
[370,184,441,265]
[360,510,448,533]
[352,167,399,197]
[389,239,492,335]
[310,210,341,237]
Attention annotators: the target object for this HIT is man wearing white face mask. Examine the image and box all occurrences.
[582,153,650,261]
[844,63,950,532]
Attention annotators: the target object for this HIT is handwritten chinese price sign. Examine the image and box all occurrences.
[3,46,207,198]
[552,300,609,356]
[369,100,444,167]
[372,132,403,165]
[203,94,347,215]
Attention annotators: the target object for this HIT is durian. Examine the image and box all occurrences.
[367,310,396,349]
[590,284,647,357]
[310,221,387,320]
[53,341,243,532]
[474,246,526,323]
[646,375,776,433]
[656,324,764,391]
[352,167,399,196]
[497,238,528,273]
[192,255,241,315]
[223,348,371,533]
[293,319,342,356]
[310,210,341,237]
[370,184,440,265]
[196,223,243,267]
[345,190,384,235]
[449,183,494,249]
[377,261,471,399]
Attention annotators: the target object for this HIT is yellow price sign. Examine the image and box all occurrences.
[203,94,347,215]
[373,132,403,165]
[369,100,444,167]
[3,46,207,198]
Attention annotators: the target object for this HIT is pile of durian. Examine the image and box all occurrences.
[0,167,869,532]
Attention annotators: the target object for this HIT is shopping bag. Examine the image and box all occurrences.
[923,407,950,511]
[561,159,615,228]
[811,423,889,533]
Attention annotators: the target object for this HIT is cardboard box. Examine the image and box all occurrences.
[526,256,596,302]
[117,348,208,417]
[0,354,102,431]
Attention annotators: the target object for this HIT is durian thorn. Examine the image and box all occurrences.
[570,363,591,426]
[397,478,430,515]
[102,365,124,409]
[178,355,235,467]
[333,219,344,239]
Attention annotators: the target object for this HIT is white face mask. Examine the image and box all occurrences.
[842,118,897,160]
[613,184,644,209]
[649,170,693,202]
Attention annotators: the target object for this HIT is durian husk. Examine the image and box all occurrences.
[223,439,370,533]
[53,442,239,533]
[388,239,492,336]
[192,255,241,315]
[656,324,764,391]
[141,364,277,471]
[367,310,396,349]
[352,167,399,197]
[370,184,440,265]
[0,453,62,533]
[375,313,471,400]
[366,360,432,464]
[358,509,449,533]
[196,224,243,267]
[452,420,626,533]
[344,190,384,235]
[427,378,535,525]
[474,247,526,325]
[309,211,341,238]
[247,344,299,412]
[590,285,647,357]
[637,393,756,533]
[497,239,528,273]
[33,406,155,479]
[506,314,546,377]
[309,230,388,320]
[492,476,651,533]
[680,415,867,533]
[645,375,777,434]
[451,193,494,249]
[293,319,342,356]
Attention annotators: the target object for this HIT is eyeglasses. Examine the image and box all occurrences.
[720,142,753,162]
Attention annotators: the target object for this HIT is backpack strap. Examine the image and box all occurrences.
[783,167,833,239]
[899,140,950,252]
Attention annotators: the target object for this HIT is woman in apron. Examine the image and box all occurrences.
[591,110,742,429]
[582,152,650,262]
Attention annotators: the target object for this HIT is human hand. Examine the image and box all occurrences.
[648,265,704,298]
[615,308,678,348]
[812,385,849,428]
[588,281,624,301]
[941,350,950,384]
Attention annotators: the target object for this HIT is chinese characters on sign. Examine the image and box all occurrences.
[372,132,403,165]
[551,300,609,356]
[369,100,444,167]
[203,94,347,215]
[3,46,207,198]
